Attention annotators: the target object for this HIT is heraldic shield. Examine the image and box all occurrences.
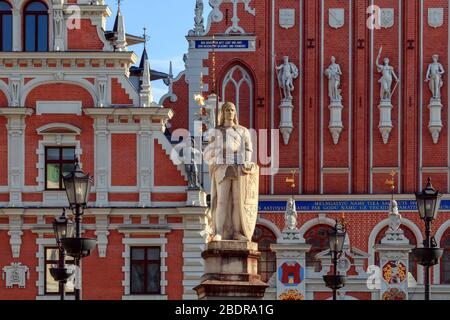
[239,164,259,240]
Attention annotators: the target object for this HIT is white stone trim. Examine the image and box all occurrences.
[297,215,336,241]
[35,237,57,297]
[433,220,450,284]
[35,130,82,195]
[121,237,168,298]
[368,218,424,284]
[36,101,82,115]
[256,217,282,240]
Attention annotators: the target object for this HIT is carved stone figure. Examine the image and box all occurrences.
[2,263,29,288]
[426,55,445,100]
[276,56,299,101]
[325,56,343,102]
[193,0,205,35]
[179,138,202,190]
[284,198,298,230]
[388,200,402,232]
[205,102,259,242]
[376,47,399,101]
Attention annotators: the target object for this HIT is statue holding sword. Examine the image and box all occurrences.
[376,46,399,101]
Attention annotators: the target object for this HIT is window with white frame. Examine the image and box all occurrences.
[130,247,161,294]
[44,247,75,295]
[45,147,76,190]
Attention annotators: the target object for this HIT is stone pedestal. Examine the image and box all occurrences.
[428,98,443,144]
[186,189,207,207]
[378,100,393,144]
[328,100,344,145]
[194,241,268,299]
[279,99,294,145]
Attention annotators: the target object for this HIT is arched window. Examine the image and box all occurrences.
[375,226,417,280]
[252,225,276,283]
[24,1,48,52]
[304,224,334,272]
[440,229,450,284]
[0,1,12,51]
[221,65,254,128]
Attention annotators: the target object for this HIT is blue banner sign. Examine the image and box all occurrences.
[258,200,450,212]
[195,40,250,49]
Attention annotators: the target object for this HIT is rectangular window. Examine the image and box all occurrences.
[130,247,161,295]
[1,14,12,51]
[45,247,75,295]
[45,147,76,190]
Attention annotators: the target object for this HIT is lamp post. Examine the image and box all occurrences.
[50,209,75,300]
[323,220,347,300]
[60,159,96,301]
[412,177,444,301]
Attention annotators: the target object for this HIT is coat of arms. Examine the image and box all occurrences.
[279,9,295,29]
[428,8,444,28]
[329,8,345,29]
[380,8,394,29]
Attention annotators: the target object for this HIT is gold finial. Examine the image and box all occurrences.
[285,169,297,190]
[385,170,396,193]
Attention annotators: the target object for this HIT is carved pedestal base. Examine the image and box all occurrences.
[279,99,294,145]
[378,100,393,144]
[186,189,207,207]
[328,100,344,145]
[193,241,268,300]
[428,98,443,144]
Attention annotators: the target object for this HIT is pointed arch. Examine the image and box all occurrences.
[220,61,255,128]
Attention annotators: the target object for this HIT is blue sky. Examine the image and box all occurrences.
[105,0,210,102]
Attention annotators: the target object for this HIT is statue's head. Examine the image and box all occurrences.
[384,57,390,65]
[218,102,239,127]
[331,56,336,63]
[432,54,439,62]
[283,56,289,63]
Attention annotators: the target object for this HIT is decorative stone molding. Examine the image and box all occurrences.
[2,263,29,288]
[329,101,344,144]
[428,98,443,144]
[206,0,256,34]
[279,99,294,145]
[378,100,393,144]
[8,215,23,258]
[121,237,168,299]
[95,214,110,258]
[186,190,207,207]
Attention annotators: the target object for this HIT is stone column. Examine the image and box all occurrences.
[93,116,109,207]
[374,228,414,300]
[2,108,33,207]
[12,8,20,51]
[138,116,152,207]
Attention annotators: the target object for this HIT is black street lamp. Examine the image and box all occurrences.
[60,159,96,301]
[50,209,75,300]
[323,220,347,301]
[412,177,444,301]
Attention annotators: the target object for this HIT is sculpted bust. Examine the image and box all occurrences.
[205,102,259,242]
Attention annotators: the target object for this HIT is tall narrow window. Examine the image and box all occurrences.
[440,229,450,284]
[221,65,254,128]
[45,247,75,295]
[252,225,276,283]
[130,247,161,294]
[24,1,48,52]
[45,147,76,190]
[0,1,12,51]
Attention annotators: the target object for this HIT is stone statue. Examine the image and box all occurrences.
[192,0,205,35]
[179,138,202,190]
[205,102,259,241]
[284,198,298,230]
[376,47,399,101]
[426,54,445,100]
[276,56,299,101]
[324,56,343,102]
[388,200,402,232]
